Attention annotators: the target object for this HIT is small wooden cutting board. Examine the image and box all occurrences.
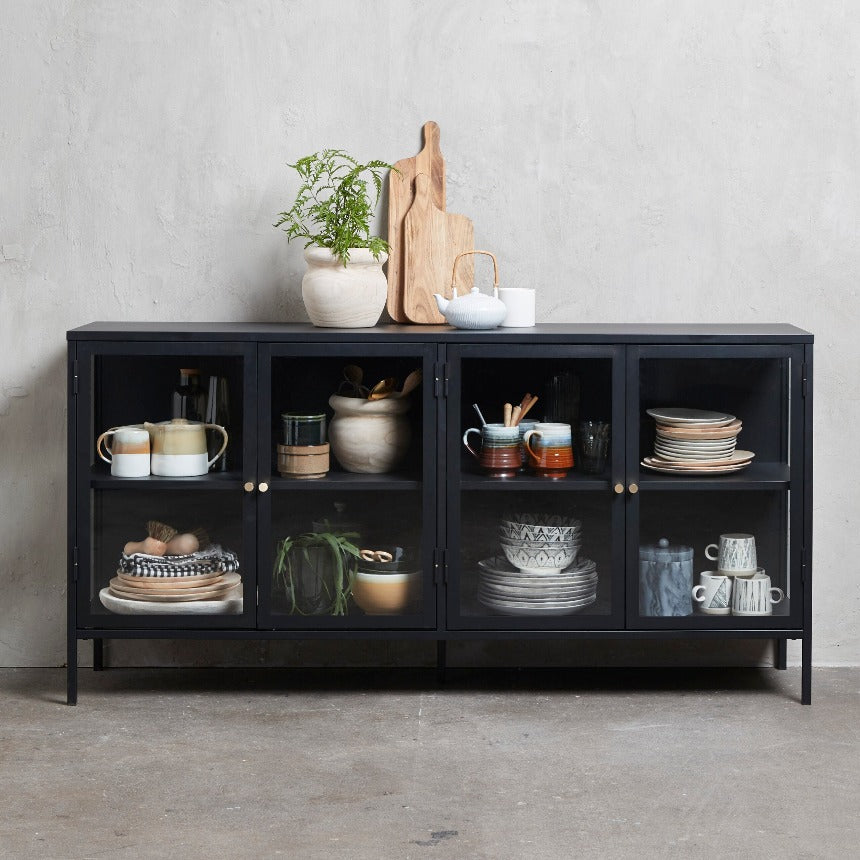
[403,173,473,324]
[387,121,446,322]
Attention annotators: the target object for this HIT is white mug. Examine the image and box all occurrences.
[498,288,536,327]
[705,533,757,575]
[96,426,150,477]
[692,571,733,616]
[732,570,785,616]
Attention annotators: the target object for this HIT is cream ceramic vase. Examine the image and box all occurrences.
[302,248,387,328]
[328,394,410,473]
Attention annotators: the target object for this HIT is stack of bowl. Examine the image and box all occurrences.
[477,513,598,616]
[498,513,582,574]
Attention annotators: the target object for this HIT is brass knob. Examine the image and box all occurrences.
[258,482,269,493]
[628,483,639,494]
[613,483,624,495]
[244,481,255,493]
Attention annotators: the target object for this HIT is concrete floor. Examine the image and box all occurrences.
[1,667,858,859]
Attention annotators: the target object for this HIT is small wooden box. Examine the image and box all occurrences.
[277,443,330,479]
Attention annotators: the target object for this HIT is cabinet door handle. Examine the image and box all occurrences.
[258,482,269,493]
[628,482,639,494]
[613,482,625,494]
[244,481,255,493]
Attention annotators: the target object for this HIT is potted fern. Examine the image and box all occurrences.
[275,149,394,328]
[272,530,361,615]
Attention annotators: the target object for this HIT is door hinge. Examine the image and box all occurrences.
[72,546,79,582]
[800,545,808,583]
[433,362,449,398]
[433,548,449,585]
[72,360,79,395]
[801,363,808,399]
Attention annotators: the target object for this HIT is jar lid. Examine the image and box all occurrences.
[639,537,694,560]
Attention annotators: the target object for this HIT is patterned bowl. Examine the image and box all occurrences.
[499,520,582,542]
[499,539,580,573]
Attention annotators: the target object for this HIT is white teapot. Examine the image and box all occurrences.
[434,250,508,330]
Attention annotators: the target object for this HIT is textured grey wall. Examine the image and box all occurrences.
[1,1,856,667]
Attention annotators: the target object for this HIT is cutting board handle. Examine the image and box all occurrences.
[451,250,499,297]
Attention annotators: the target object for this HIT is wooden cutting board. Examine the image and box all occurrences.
[403,173,474,325]
[387,121,446,322]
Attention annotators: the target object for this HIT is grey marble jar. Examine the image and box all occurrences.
[639,538,694,617]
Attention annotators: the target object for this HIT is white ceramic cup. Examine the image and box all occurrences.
[731,570,785,616]
[96,426,151,477]
[692,571,733,616]
[705,533,757,575]
[498,287,536,327]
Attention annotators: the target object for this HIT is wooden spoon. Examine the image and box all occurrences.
[391,369,423,398]
[368,377,397,400]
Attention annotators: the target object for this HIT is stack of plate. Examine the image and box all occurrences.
[641,408,754,475]
[105,570,241,603]
[477,555,598,616]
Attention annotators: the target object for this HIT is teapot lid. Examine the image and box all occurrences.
[639,537,693,560]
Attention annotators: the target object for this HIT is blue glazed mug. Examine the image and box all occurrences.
[463,423,521,478]
[523,422,574,479]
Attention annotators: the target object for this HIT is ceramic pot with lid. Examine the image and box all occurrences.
[144,418,228,476]
[639,537,694,617]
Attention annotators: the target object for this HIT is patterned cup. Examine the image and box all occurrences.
[705,533,757,575]
[523,422,574,479]
[692,571,733,616]
[463,423,521,478]
[732,570,785,616]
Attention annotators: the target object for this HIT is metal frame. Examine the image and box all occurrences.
[66,323,813,705]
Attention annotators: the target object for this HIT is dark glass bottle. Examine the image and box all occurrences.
[172,368,206,423]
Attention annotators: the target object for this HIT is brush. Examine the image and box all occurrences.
[164,527,211,556]
[123,520,178,557]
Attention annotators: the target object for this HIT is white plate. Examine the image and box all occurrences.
[654,438,737,451]
[478,594,597,616]
[646,449,754,467]
[478,556,597,577]
[654,442,736,457]
[647,408,736,426]
[652,449,736,463]
[99,585,244,615]
[640,459,750,475]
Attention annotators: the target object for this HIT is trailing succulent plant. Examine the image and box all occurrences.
[275,149,394,264]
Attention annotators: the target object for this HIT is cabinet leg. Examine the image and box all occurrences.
[93,638,104,671]
[774,639,787,670]
[436,640,447,685]
[67,637,77,706]
[802,633,812,705]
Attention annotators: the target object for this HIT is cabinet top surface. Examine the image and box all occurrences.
[67,322,813,343]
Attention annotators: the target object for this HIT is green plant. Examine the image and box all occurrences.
[274,149,394,264]
[273,530,361,616]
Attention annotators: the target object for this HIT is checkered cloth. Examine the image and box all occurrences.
[119,545,240,577]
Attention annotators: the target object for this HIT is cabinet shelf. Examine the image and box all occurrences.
[460,473,609,491]
[269,472,421,491]
[90,471,244,490]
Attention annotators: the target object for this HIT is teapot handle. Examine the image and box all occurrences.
[450,249,499,299]
[203,423,229,467]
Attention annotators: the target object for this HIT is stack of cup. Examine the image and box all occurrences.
[278,413,329,479]
[692,533,786,616]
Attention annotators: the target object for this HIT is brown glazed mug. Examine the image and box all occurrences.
[523,422,574,479]
[463,423,521,478]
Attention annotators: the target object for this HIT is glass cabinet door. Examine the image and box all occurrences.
[257,342,437,630]
[627,345,805,629]
[446,344,626,630]
[75,341,256,629]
